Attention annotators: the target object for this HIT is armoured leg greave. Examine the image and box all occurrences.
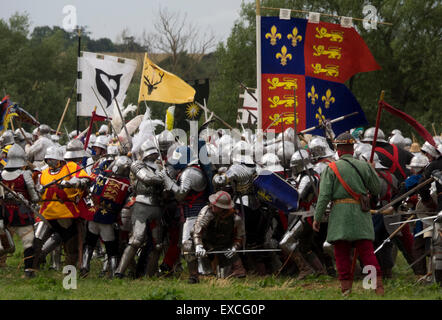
[39,233,63,267]
[80,245,94,278]
[49,246,62,271]
[108,256,118,278]
[115,245,137,277]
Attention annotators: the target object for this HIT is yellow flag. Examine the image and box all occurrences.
[138,53,195,104]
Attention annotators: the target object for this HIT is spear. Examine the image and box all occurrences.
[374,215,415,254]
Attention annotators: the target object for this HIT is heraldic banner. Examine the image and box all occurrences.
[77,52,137,118]
[259,16,380,134]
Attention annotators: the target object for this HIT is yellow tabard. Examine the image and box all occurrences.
[39,161,90,220]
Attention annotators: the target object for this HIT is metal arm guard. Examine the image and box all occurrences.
[279,217,304,255]
[23,170,40,203]
[131,160,163,185]
[192,205,213,247]
[232,214,245,250]
[167,166,207,202]
[297,174,317,202]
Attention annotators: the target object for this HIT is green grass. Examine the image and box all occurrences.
[0,235,441,300]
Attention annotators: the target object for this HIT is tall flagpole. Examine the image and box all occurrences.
[76,28,81,135]
[256,0,262,131]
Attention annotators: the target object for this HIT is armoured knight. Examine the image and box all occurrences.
[0,144,39,278]
[33,146,91,269]
[81,155,132,278]
[27,124,55,169]
[309,136,336,175]
[158,145,209,280]
[115,140,165,278]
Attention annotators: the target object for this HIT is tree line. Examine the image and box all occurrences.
[0,0,441,140]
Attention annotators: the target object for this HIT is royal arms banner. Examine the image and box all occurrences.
[258,16,380,134]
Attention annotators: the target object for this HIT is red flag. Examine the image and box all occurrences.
[304,20,381,83]
[380,100,436,147]
[84,108,108,150]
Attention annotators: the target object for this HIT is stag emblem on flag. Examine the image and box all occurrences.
[144,66,165,95]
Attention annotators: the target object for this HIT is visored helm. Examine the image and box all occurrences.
[158,130,175,153]
[168,145,195,171]
[141,139,159,161]
[290,149,313,175]
[112,155,132,177]
[308,136,335,160]
[231,140,254,165]
[64,139,86,160]
[4,144,27,169]
[362,127,387,143]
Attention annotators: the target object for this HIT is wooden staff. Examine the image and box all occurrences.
[56,80,77,135]
[374,215,416,254]
[369,90,385,163]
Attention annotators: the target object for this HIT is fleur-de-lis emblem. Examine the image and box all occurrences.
[322,89,335,109]
[265,25,281,46]
[308,86,318,104]
[316,107,326,125]
[287,27,303,47]
[276,46,292,66]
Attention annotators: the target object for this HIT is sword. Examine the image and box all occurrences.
[185,249,281,255]
[299,112,359,134]
[388,215,438,226]
[374,215,415,254]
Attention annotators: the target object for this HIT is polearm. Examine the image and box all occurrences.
[113,97,133,150]
[374,215,415,254]
[184,249,281,255]
[388,215,438,226]
[299,111,359,134]
[41,154,109,189]
[371,177,434,214]
[0,180,51,228]
[369,90,385,162]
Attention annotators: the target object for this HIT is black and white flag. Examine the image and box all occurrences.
[77,51,137,117]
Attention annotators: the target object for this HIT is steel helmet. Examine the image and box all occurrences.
[354,142,372,160]
[97,124,109,135]
[92,135,109,150]
[64,139,86,160]
[4,144,26,169]
[158,130,175,153]
[44,146,64,161]
[261,152,284,173]
[141,139,159,161]
[389,133,406,149]
[360,150,388,170]
[308,136,335,159]
[208,191,234,210]
[38,124,51,135]
[276,141,295,167]
[1,130,14,147]
[334,132,357,145]
[421,141,440,159]
[362,127,387,143]
[112,155,132,176]
[290,149,313,174]
[406,154,429,170]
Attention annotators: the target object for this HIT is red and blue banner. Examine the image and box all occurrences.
[259,16,380,134]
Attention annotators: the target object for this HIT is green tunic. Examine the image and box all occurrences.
[314,154,380,243]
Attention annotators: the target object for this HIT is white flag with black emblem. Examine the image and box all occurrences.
[77,51,137,117]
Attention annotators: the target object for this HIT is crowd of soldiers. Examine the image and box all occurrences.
[0,121,441,296]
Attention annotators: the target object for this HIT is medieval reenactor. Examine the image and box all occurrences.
[0,144,39,278]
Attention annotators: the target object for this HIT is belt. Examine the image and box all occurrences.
[333,198,360,205]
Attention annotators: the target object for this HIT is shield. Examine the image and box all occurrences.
[253,169,298,213]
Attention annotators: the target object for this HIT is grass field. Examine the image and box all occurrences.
[0,235,441,300]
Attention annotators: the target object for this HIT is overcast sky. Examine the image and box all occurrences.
[1,0,249,45]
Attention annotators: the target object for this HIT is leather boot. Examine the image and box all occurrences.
[340,279,353,296]
[230,257,246,278]
[291,250,314,280]
[80,245,94,278]
[375,276,384,296]
[187,259,199,284]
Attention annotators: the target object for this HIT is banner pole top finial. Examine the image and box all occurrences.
[379,90,385,102]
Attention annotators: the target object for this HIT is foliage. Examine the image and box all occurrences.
[209,0,442,137]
